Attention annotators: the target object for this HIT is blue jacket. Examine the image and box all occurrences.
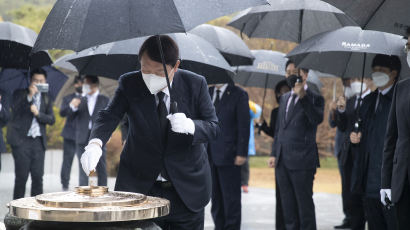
[248,101,261,156]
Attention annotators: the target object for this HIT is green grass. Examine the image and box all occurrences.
[249,156,338,169]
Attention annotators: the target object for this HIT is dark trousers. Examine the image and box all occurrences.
[211,164,242,230]
[76,142,107,186]
[395,175,410,230]
[60,138,76,189]
[343,151,365,230]
[275,171,285,230]
[149,182,204,230]
[337,156,352,223]
[240,159,249,186]
[276,163,316,230]
[363,197,396,230]
[11,137,45,199]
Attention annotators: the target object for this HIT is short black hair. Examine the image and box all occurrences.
[30,68,47,79]
[300,68,309,74]
[275,80,290,95]
[84,75,99,85]
[74,75,83,84]
[285,60,294,70]
[138,35,179,67]
[372,54,401,76]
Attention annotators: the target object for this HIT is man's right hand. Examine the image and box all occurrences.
[80,143,103,176]
[268,157,276,168]
[380,189,392,205]
[350,132,362,144]
[28,84,38,98]
[70,98,81,108]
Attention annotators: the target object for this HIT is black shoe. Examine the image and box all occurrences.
[334,219,351,229]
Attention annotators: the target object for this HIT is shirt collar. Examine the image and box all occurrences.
[161,81,172,97]
[215,84,229,94]
[356,89,371,99]
[378,85,393,95]
[87,90,99,98]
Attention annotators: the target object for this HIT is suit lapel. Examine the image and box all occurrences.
[282,93,291,127]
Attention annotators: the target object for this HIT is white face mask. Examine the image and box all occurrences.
[82,84,91,96]
[350,81,367,95]
[344,86,354,99]
[141,71,170,94]
[371,72,390,88]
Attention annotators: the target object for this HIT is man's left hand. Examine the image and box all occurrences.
[294,82,306,98]
[167,113,195,135]
[234,156,247,166]
[30,104,39,116]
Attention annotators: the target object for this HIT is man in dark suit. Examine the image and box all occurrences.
[332,76,372,230]
[381,30,410,230]
[7,68,55,199]
[268,68,324,230]
[350,54,400,230]
[79,35,218,230]
[59,76,83,190]
[0,89,11,172]
[208,83,250,230]
[67,75,109,186]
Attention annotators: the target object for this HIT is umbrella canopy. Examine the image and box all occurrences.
[0,66,68,100]
[322,0,410,36]
[228,0,356,43]
[54,75,118,108]
[0,22,52,69]
[66,33,234,84]
[234,50,287,89]
[53,53,78,72]
[190,24,254,66]
[32,0,268,52]
[287,26,410,79]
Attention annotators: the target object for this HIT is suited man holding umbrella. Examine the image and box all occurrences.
[381,29,410,230]
[208,83,250,230]
[79,35,218,229]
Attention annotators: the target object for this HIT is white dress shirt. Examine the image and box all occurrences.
[374,85,393,112]
[212,84,228,103]
[27,93,42,138]
[286,84,308,114]
[86,90,100,129]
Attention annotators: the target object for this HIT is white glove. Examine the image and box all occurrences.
[167,113,195,135]
[80,143,102,176]
[380,189,392,205]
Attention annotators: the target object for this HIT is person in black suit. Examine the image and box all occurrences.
[79,35,218,230]
[332,76,373,230]
[208,83,250,230]
[66,75,109,186]
[381,30,410,230]
[59,76,83,190]
[349,54,400,230]
[7,68,55,199]
[268,68,324,230]
[260,78,290,230]
[0,89,11,172]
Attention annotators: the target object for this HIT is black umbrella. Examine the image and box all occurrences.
[322,0,410,36]
[190,24,254,66]
[33,0,267,113]
[0,66,68,100]
[53,53,78,72]
[228,0,356,43]
[287,26,410,79]
[65,33,234,84]
[0,22,52,69]
[32,0,268,53]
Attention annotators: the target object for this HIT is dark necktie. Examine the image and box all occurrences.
[157,92,170,180]
[375,91,382,113]
[286,94,297,121]
[214,89,221,111]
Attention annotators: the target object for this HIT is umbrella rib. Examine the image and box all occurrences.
[363,0,386,28]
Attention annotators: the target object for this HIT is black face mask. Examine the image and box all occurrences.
[286,74,302,88]
[75,86,82,94]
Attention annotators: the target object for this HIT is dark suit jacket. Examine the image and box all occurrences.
[60,93,80,141]
[271,88,324,170]
[381,79,410,203]
[7,89,55,149]
[0,90,10,153]
[351,87,394,197]
[208,85,250,166]
[89,69,219,212]
[67,93,110,145]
